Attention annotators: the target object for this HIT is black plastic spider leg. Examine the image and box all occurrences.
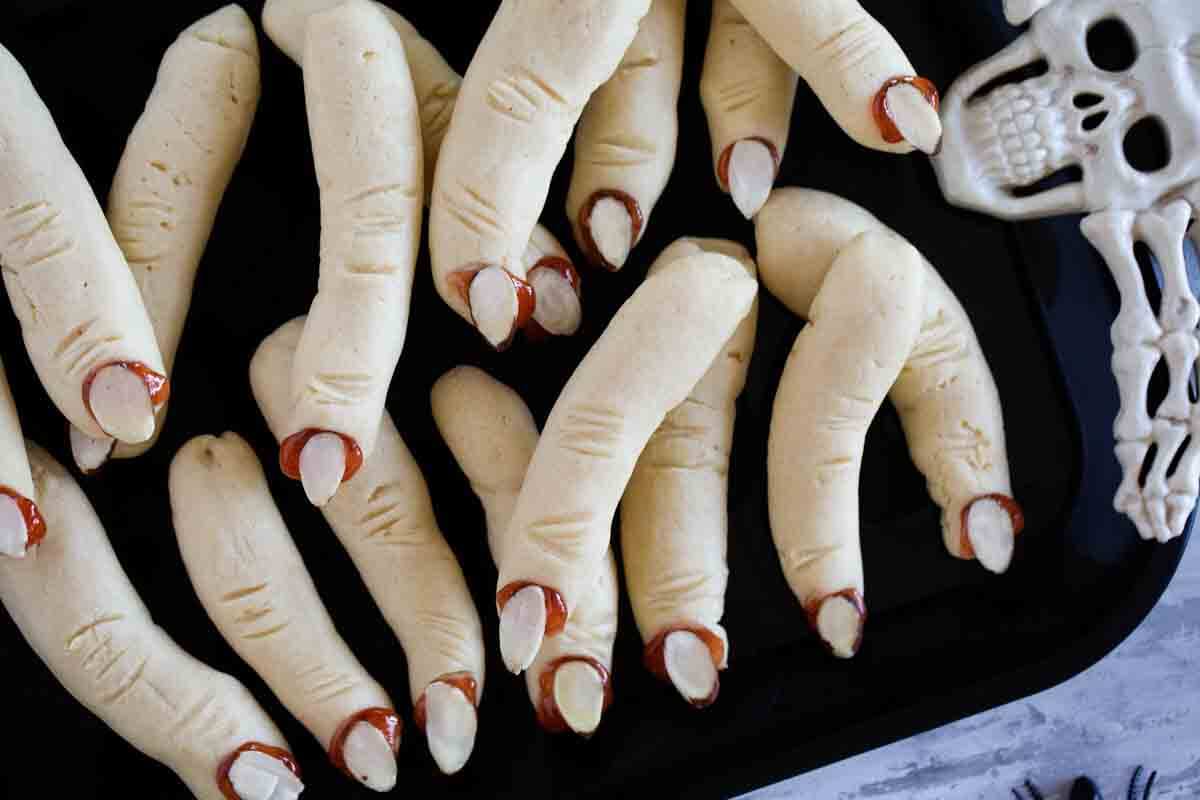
[1142,770,1157,800]
[1072,775,1104,799]
[1025,779,1046,800]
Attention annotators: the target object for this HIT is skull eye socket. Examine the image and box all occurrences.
[1086,18,1138,72]
[1123,117,1171,173]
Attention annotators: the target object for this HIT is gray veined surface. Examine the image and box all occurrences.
[745,538,1200,800]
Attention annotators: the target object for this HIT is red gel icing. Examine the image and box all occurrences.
[278,429,364,485]
[496,581,568,637]
[873,76,940,145]
[536,656,614,735]
[327,708,402,780]
[802,588,867,659]
[81,361,170,422]
[413,672,479,731]
[716,137,780,192]
[0,486,45,550]
[643,625,726,709]
[216,742,301,800]
[577,189,645,272]
[959,494,1026,559]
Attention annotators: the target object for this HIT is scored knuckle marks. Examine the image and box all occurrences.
[525,511,601,567]
[557,402,626,460]
[813,14,883,74]
[1,199,74,273]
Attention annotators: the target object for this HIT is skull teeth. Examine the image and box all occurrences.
[967,74,1074,188]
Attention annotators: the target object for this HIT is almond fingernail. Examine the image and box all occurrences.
[528,257,583,338]
[578,190,643,271]
[279,429,364,508]
[83,361,168,444]
[873,76,942,154]
[329,708,401,793]
[805,590,866,659]
[962,494,1025,574]
[217,743,303,800]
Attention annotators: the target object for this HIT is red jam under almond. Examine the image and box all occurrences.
[873,76,940,145]
[81,361,170,420]
[536,656,613,735]
[449,266,537,348]
[578,189,645,271]
[278,429,364,485]
[716,137,780,192]
[959,494,1026,559]
[216,742,301,800]
[328,708,402,779]
[524,257,583,342]
[413,672,479,731]
[496,581,568,637]
[803,589,867,658]
[0,486,45,550]
[643,625,726,708]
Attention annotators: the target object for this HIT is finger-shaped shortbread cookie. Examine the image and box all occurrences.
[0,362,42,558]
[277,1,423,508]
[430,0,650,348]
[70,5,260,473]
[495,246,758,674]
[0,45,166,445]
[620,239,756,707]
[566,0,686,271]
[0,444,301,800]
[767,231,925,659]
[700,0,798,219]
[729,0,942,154]
[262,0,584,340]
[170,434,400,793]
[756,189,1022,604]
[251,319,485,775]
[432,366,619,737]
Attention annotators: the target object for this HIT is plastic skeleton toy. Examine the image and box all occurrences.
[933,0,1200,542]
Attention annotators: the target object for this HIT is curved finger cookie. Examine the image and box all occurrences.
[0,45,166,444]
[620,239,757,704]
[700,0,798,219]
[0,444,300,800]
[263,0,584,343]
[432,366,618,736]
[756,188,1022,597]
[730,0,942,154]
[71,5,260,472]
[566,0,686,271]
[495,244,757,672]
[767,231,926,658]
[169,433,399,792]
[429,0,650,347]
[252,319,485,775]
[278,0,423,507]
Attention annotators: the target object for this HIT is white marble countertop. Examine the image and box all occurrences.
[745,540,1200,800]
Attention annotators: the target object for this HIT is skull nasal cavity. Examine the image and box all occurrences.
[1073,93,1104,110]
[1124,117,1171,173]
[1082,112,1109,132]
[1086,18,1138,72]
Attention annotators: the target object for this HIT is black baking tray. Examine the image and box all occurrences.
[0,1,1190,798]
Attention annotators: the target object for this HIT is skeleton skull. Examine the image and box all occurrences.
[935,0,1200,220]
